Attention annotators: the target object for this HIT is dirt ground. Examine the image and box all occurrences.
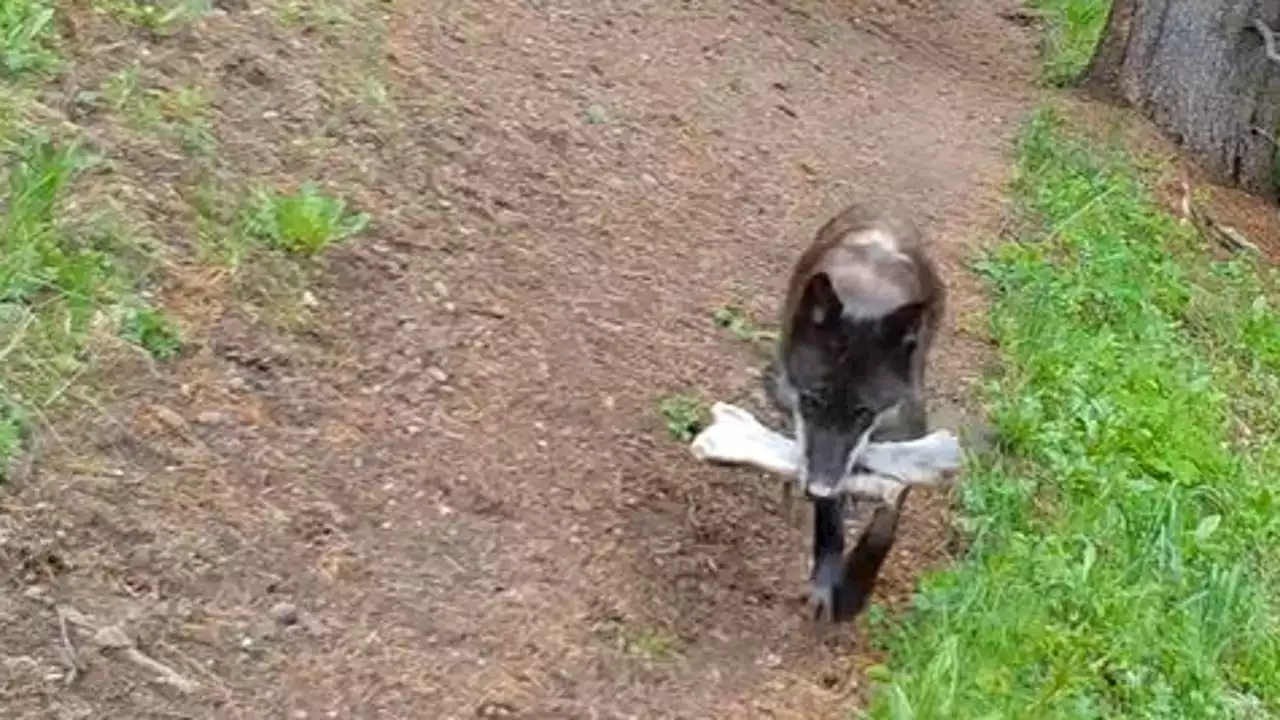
[2,0,1040,717]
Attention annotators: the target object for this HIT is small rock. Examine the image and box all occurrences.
[301,291,318,308]
[195,411,229,425]
[152,405,187,432]
[426,366,449,383]
[92,625,134,650]
[476,700,517,718]
[270,602,300,627]
[433,281,449,298]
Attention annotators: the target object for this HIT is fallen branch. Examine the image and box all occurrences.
[1177,179,1261,255]
[1255,19,1280,65]
[58,605,201,694]
[55,605,82,686]
[689,402,962,504]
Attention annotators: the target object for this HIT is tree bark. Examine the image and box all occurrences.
[1083,0,1280,199]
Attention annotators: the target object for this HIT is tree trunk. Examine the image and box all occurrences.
[1083,0,1280,199]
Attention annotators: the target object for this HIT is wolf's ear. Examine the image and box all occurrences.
[797,272,843,330]
[879,300,927,351]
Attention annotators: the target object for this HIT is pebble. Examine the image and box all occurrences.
[152,405,187,431]
[269,602,300,627]
[195,411,229,425]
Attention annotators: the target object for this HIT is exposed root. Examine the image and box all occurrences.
[58,605,201,694]
[1177,178,1261,256]
[1254,19,1280,65]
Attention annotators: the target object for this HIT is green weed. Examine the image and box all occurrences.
[619,628,680,661]
[1025,0,1109,86]
[0,401,26,479]
[192,177,254,268]
[93,0,213,35]
[0,0,59,77]
[100,62,143,112]
[108,76,218,155]
[243,182,370,256]
[191,178,342,329]
[658,393,707,442]
[712,304,777,354]
[120,305,183,360]
[156,85,217,155]
[276,0,353,37]
[866,106,1280,718]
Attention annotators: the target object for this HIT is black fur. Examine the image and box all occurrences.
[764,278,930,623]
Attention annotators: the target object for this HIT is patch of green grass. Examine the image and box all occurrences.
[106,74,219,155]
[0,134,165,475]
[243,182,370,256]
[154,84,217,155]
[100,62,143,112]
[1,0,59,77]
[865,105,1280,718]
[191,176,254,268]
[712,305,777,353]
[619,627,680,662]
[189,177,356,329]
[276,0,353,37]
[1025,0,1109,86]
[92,0,214,35]
[0,401,26,478]
[120,305,183,360]
[658,393,707,442]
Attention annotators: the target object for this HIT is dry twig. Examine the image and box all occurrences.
[1177,179,1261,255]
[55,605,82,686]
[58,605,201,694]
[1255,19,1280,64]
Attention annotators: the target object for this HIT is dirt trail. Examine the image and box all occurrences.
[3,0,1036,717]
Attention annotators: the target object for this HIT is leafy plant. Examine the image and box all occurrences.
[244,182,370,256]
[0,0,59,78]
[120,305,183,360]
[658,393,707,442]
[712,304,776,349]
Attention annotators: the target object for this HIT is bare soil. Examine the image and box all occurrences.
[2,0,1040,717]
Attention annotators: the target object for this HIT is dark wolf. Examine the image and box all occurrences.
[764,202,945,623]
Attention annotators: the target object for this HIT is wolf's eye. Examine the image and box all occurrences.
[901,331,919,356]
[797,390,827,417]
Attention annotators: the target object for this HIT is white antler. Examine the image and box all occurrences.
[689,402,961,503]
